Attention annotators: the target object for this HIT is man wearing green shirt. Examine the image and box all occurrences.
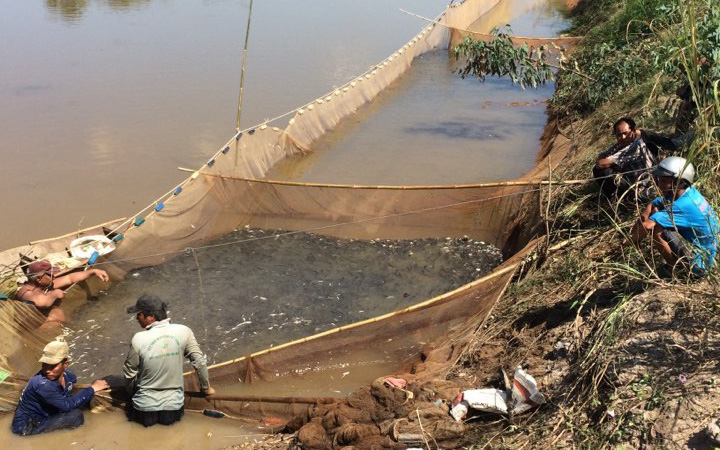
[123,294,215,427]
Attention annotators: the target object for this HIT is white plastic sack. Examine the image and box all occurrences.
[462,388,508,414]
[511,365,546,414]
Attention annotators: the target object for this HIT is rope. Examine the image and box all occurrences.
[1,166,648,279]
[79,185,546,268]
[177,167,591,189]
[190,248,209,344]
[399,8,583,45]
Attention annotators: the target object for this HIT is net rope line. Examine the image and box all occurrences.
[4,166,650,276]
[181,167,602,189]
[58,185,546,269]
[399,8,583,44]
[190,248,210,344]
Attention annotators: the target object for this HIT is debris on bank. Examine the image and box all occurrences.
[282,367,546,449]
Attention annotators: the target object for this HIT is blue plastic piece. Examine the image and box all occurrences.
[155,203,165,212]
[207,159,215,167]
[112,234,124,243]
[174,186,183,195]
[88,251,100,265]
[134,217,145,227]
[222,146,230,154]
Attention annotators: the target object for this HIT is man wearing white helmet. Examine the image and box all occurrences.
[630,156,719,275]
[11,339,109,435]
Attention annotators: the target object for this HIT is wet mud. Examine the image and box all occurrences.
[65,228,502,379]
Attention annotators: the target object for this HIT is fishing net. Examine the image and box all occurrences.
[0,0,574,420]
[0,302,50,412]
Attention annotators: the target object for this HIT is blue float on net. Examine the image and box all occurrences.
[112,234,124,243]
[155,203,165,212]
[134,217,145,227]
[248,129,255,135]
[207,159,215,167]
[174,186,183,195]
[88,251,100,265]
[236,132,243,141]
[222,146,230,154]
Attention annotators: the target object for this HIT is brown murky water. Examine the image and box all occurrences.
[0,0,567,250]
[1,0,568,446]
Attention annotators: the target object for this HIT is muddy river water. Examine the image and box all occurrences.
[1,0,568,447]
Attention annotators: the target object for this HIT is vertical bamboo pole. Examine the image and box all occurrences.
[236,0,254,132]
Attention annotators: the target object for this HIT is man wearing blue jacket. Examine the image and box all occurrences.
[11,339,109,435]
[630,156,719,276]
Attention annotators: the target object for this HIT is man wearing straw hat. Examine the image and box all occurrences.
[123,294,214,427]
[15,260,109,324]
[11,338,109,435]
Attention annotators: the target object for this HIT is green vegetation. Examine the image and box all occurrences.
[453,26,555,89]
[454,0,720,447]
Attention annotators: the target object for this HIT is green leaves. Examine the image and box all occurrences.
[452,26,555,90]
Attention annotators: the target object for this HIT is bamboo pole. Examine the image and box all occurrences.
[177,167,591,190]
[236,0,254,132]
[203,262,520,373]
[29,217,126,245]
[185,391,338,404]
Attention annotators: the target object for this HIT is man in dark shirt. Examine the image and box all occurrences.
[593,117,676,201]
[11,339,109,435]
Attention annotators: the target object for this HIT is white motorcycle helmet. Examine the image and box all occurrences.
[653,156,695,185]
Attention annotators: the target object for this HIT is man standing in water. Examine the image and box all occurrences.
[15,260,109,324]
[123,294,215,427]
[11,338,109,435]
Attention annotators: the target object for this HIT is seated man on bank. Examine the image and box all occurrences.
[629,156,719,276]
[593,117,676,200]
[16,260,109,323]
[11,338,109,436]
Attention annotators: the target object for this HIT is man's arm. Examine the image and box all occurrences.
[641,201,659,223]
[184,330,211,393]
[595,157,615,169]
[53,269,109,290]
[630,201,660,245]
[595,144,620,169]
[640,130,677,154]
[123,343,140,394]
[38,382,94,413]
[17,287,64,309]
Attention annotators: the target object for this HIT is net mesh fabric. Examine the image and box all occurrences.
[0,0,571,419]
